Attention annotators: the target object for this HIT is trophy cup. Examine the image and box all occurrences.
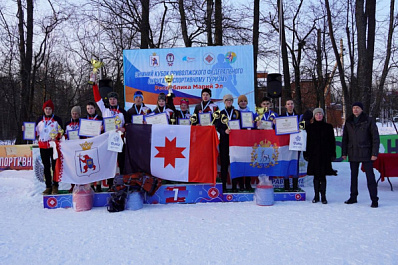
[89,59,104,84]
[211,110,221,125]
[299,120,306,130]
[189,113,197,125]
[254,107,266,122]
[170,112,176,125]
[164,74,174,97]
[221,114,231,130]
[49,125,64,141]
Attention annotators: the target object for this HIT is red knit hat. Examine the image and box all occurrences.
[43,99,54,111]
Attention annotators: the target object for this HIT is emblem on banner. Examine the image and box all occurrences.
[203,53,215,65]
[225,51,237,63]
[150,53,160,67]
[250,140,279,169]
[166,53,174,66]
[75,141,100,176]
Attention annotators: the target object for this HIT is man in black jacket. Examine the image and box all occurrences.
[342,102,380,208]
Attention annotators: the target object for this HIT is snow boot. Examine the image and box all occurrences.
[371,201,378,208]
[344,197,357,204]
[292,178,299,192]
[42,187,52,195]
[51,185,59,195]
[320,180,327,204]
[312,179,320,203]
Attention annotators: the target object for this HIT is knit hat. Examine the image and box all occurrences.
[223,94,233,103]
[42,99,54,111]
[352,102,364,110]
[134,91,144,101]
[201,88,212,97]
[238,95,247,103]
[158,92,166,101]
[313,108,324,116]
[180,98,189,105]
[71,106,81,116]
[107,91,119,100]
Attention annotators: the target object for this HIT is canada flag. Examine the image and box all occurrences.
[124,124,219,184]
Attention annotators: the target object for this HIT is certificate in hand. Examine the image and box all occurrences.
[78,119,102,137]
[178,118,190,125]
[258,120,273,130]
[132,114,144,124]
[23,122,36,141]
[229,120,240,130]
[199,112,212,126]
[275,116,299,135]
[240,111,254,128]
[67,130,80,140]
[103,117,116,132]
[145,113,169,125]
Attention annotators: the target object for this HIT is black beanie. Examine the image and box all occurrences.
[352,102,364,110]
[201,88,212,97]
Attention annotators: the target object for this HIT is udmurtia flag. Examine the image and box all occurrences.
[54,132,118,184]
[229,130,298,178]
[124,124,219,184]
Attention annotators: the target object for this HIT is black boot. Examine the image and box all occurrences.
[283,178,290,192]
[320,180,327,204]
[312,179,320,203]
[292,178,299,192]
[231,178,238,192]
[245,177,253,191]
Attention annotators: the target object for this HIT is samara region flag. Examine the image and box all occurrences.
[229,130,298,178]
[124,124,219,184]
[54,132,118,184]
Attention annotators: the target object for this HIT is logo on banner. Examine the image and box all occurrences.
[203,53,215,65]
[166,53,174,66]
[182,56,195,62]
[75,141,100,176]
[250,140,279,169]
[150,53,160,67]
[225,51,237,63]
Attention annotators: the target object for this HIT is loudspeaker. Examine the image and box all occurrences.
[267,73,282,98]
[99,79,113,104]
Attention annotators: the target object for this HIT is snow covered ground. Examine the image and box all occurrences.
[1,162,398,265]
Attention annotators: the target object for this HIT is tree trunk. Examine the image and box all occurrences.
[253,0,259,99]
[206,0,213,46]
[178,0,191,47]
[140,0,150,49]
[278,0,291,106]
[214,0,222,46]
[316,29,325,111]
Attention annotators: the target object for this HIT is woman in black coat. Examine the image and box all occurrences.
[304,108,336,204]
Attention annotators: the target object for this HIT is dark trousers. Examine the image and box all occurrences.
[40,148,58,188]
[219,143,229,189]
[349,161,378,202]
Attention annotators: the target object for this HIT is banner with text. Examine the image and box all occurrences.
[123,45,255,111]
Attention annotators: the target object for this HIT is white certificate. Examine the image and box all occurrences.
[78,119,102,137]
[178,118,190,125]
[199,112,212,126]
[258,120,273,130]
[67,130,79,140]
[145,113,169,125]
[229,120,240,130]
[275,116,299,135]
[132,115,144,124]
[103,117,116,132]
[23,122,36,140]
[240,111,254,128]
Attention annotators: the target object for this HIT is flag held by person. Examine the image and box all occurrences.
[229,130,298,178]
[54,132,118,184]
[124,124,219,184]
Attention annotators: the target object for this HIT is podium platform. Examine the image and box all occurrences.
[43,183,306,209]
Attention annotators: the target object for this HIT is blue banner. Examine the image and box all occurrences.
[123,45,255,111]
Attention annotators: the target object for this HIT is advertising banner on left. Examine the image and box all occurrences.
[0,145,33,170]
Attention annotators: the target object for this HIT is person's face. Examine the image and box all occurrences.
[109,97,118,106]
[315,112,323,121]
[134,96,143,105]
[353,106,363,117]
[180,103,188,111]
[158,99,165,107]
[86,105,96,115]
[71,111,80,120]
[224,99,233,108]
[285,100,294,112]
[260,101,271,109]
[238,99,247,109]
[44,107,53,116]
[202,92,210,101]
